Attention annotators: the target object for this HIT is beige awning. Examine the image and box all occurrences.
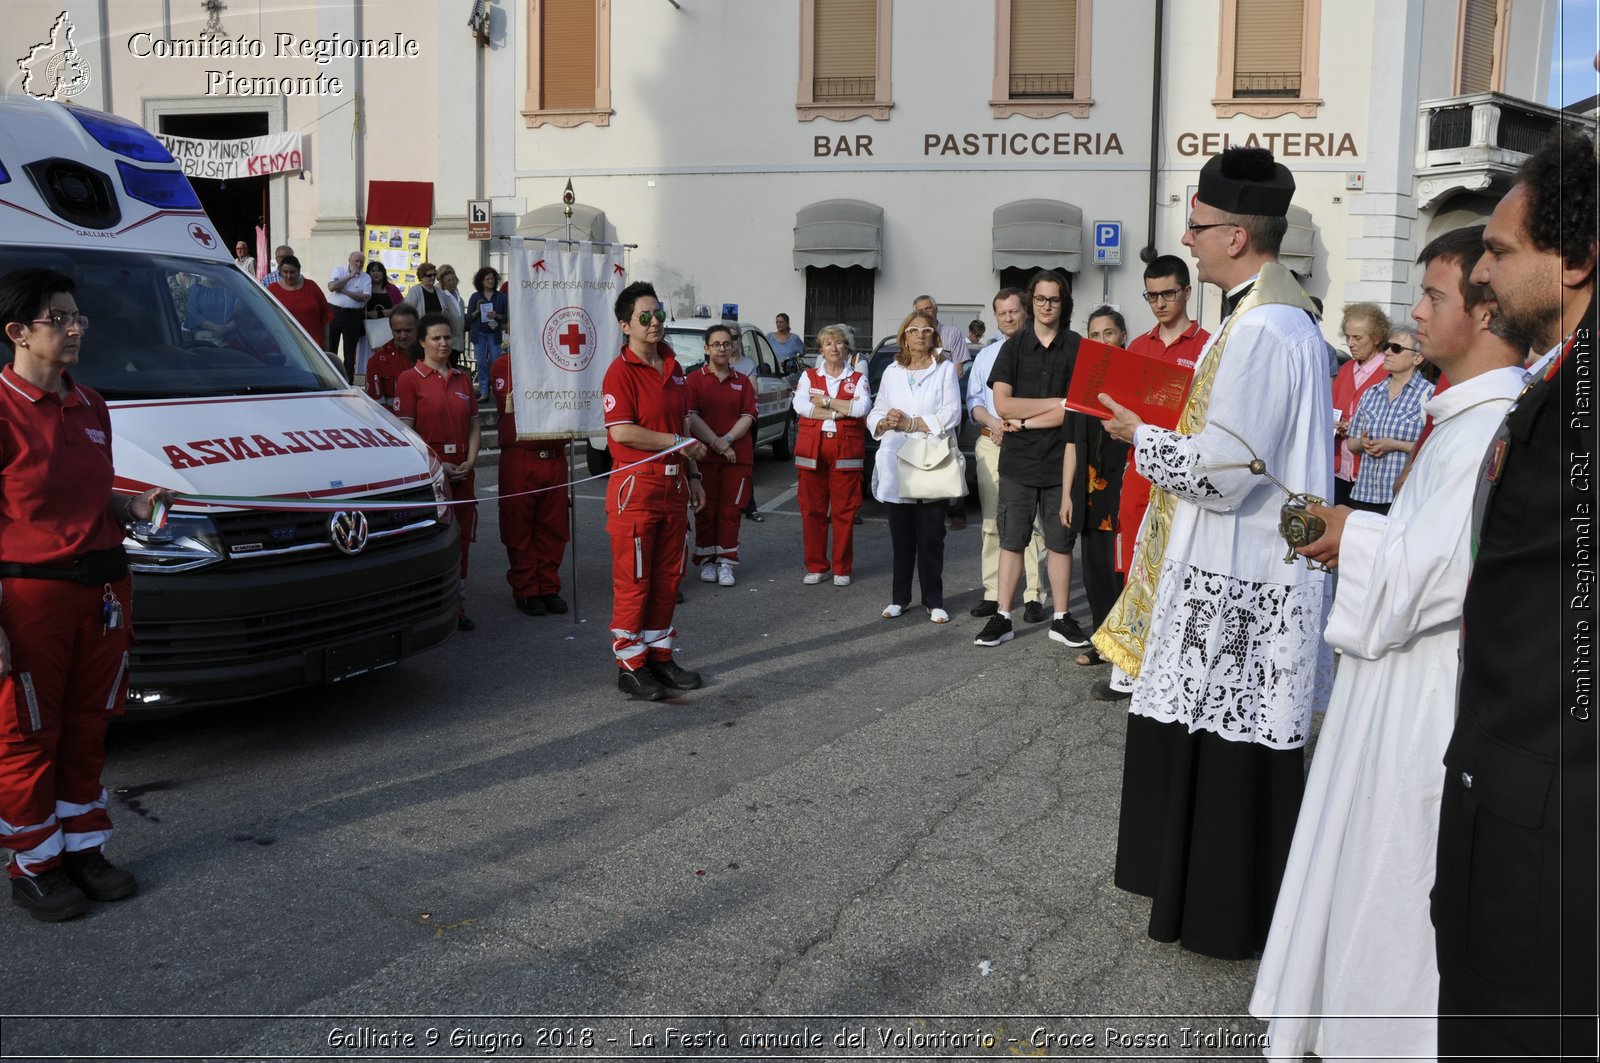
[1281,204,1316,276]
[992,199,1083,273]
[517,202,609,244]
[793,199,883,269]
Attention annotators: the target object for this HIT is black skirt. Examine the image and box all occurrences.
[1114,713,1306,960]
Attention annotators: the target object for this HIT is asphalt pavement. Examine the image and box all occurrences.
[0,452,1287,1061]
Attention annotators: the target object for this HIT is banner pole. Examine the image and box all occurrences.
[568,441,580,626]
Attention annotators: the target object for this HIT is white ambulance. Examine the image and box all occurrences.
[0,98,460,712]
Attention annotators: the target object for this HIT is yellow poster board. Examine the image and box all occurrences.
[363,225,429,290]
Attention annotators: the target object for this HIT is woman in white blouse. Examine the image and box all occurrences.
[866,311,962,622]
[793,324,872,585]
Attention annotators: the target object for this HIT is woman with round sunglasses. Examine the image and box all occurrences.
[866,311,962,623]
[685,324,755,587]
[1348,326,1433,516]
[467,267,508,402]
[398,313,481,630]
[0,269,169,921]
[794,324,870,586]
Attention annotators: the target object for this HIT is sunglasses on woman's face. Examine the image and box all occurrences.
[636,309,667,326]
[1381,341,1419,356]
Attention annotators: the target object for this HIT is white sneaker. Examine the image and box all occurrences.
[802,571,828,585]
[832,574,851,587]
[717,562,736,587]
[699,563,717,583]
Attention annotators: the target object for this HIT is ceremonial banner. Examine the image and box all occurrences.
[155,132,304,181]
[508,237,625,439]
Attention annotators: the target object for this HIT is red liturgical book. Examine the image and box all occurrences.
[1065,338,1193,430]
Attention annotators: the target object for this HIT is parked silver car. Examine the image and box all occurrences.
[586,320,799,474]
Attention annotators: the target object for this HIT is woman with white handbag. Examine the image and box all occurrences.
[866,311,963,623]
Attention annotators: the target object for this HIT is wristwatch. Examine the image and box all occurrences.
[1020,417,1029,430]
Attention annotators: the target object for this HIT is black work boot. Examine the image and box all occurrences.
[647,658,702,690]
[617,668,668,701]
[11,867,90,921]
[63,850,138,902]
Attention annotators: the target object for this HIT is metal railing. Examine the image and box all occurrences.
[1233,71,1301,98]
[1009,72,1074,98]
[813,76,875,100]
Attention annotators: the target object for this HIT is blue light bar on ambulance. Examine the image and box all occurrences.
[116,161,202,210]
[65,106,174,163]
[0,159,9,185]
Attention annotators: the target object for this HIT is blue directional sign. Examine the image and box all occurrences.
[1093,220,1122,266]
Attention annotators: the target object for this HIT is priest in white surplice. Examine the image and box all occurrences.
[1250,228,1527,1060]
[1093,147,1333,960]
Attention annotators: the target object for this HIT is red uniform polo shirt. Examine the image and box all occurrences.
[365,341,412,410]
[396,362,477,460]
[489,353,563,454]
[602,342,689,470]
[685,364,757,465]
[0,366,124,565]
[1126,319,1208,368]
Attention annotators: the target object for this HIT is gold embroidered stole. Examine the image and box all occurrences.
[1091,262,1318,678]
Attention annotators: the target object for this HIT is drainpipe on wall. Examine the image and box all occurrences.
[1141,0,1165,265]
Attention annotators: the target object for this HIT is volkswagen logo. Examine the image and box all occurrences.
[329,510,370,556]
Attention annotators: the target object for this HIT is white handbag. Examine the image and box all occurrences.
[896,433,964,500]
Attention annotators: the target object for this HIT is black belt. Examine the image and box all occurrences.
[0,547,128,585]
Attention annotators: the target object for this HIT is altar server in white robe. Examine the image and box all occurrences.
[1094,147,1334,960]
[1249,225,1526,1061]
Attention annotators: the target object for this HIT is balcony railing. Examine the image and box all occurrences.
[1009,72,1074,99]
[813,76,875,101]
[1415,92,1596,208]
[1233,71,1301,98]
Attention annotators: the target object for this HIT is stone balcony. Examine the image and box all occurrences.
[1414,92,1596,209]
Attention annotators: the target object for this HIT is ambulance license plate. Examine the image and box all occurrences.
[326,633,402,683]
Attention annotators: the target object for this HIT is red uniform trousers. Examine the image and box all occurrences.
[499,447,570,598]
[0,576,131,878]
[606,468,688,671]
[692,461,751,566]
[797,433,863,575]
[1115,464,1154,574]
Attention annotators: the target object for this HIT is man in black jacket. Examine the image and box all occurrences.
[1433,131,1597,1059]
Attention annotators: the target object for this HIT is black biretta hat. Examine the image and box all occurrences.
[1196,146,1295,217]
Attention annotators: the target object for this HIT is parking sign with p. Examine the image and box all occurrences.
[1093,220,1121,266]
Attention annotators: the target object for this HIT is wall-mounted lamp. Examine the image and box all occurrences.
[467,0,491,46]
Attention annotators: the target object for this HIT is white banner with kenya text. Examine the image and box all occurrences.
[508,238,625,440]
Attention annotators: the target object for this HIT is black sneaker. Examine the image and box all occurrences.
[617,669,668,701]
[647,659,702,690]
[10,867,89,921]
[542,594,569,615]
[63,850,137,902]
[973,615,1014,646]
[1091,678,1133,702]
[516,596,547,617]
[1049,614,1091,647]
[969,599,998,618]
[1022,600,1047,624]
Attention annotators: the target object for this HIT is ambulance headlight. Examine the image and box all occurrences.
[431,466,453,525]
[124,514,225,573]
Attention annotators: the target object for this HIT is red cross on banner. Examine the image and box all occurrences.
[558,322,587,355]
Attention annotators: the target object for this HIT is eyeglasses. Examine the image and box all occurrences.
[1031,296,1063,307]
[1141,287,1187,304]
[29,311,89,331]
[1381,342,1420,355]
[636,309,667,326]
[905,326,937,336]
[706,340,738,350]
[1185,222,1237,234]
[418,272,437,279]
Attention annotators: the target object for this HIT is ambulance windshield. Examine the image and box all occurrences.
[0,249,348,399]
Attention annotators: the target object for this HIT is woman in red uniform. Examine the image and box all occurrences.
[0,269,167,922]
[793,324,870,586]
[685,324,756,587]
[398,313,480,630]
[602,282,708,701]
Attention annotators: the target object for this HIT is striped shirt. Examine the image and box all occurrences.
[1350,372,1434,504]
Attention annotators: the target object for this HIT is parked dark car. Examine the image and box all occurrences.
[861,337,978,496]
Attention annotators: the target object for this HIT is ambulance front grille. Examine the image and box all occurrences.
[129,568,457,668]
[208,486,438,562]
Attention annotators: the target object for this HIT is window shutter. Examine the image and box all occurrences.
[1233,0,1304,98]
[1458,0,1498,94]
[542,0,596,109]
[814,0,877,99]
[1009,0,1076,98]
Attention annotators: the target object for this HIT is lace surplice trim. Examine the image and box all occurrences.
[1139,429,1222,499]
[1129,560,1332,750]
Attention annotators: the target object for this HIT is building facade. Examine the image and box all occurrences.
[4,0,1589,349]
